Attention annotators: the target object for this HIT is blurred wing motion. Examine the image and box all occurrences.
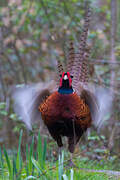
[12,81,57,130]
[78,83,113,129]
[93,86,113,129]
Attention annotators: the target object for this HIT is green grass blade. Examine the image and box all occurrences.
[37,131,42,167]
[42,137,47,168]
[3,146,12,179]
[0,148,4,179]
[30,136,34,157]
[26,144,29,176]
[31,157,42,174]
[0,148,3,167]
[29,136,35,175]
[26,136,35,176]
[31,157,49,180]
[13,154,17,179]
[16,130,23,171]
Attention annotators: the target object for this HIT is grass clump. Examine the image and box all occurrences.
[0,130,119,180]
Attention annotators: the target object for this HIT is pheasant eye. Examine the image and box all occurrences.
[71,75,73,78]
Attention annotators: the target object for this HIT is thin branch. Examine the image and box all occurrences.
[61,0,71,16]
[0,53,21,83]
[13,0,34,34]
[108,0,118,151]
[80,168,120,177]
[13,45,27,84]
[40,0,53,28]
[0,63,6,101]
[90,59,120,65]
[110,0,117,89]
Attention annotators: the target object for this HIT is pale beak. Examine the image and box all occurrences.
[63,75,68,80]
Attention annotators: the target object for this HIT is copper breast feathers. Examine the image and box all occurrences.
[39,92,92,130]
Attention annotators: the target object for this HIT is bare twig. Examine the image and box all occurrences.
[80,168,120,177]
[0,64,6,101]
[13,0,34,34]
[0,53,20,83]
[61,0,70,16]
[13,45,27,84]
[108,125,116,149]
[90,59,120,65]
[40,0,53,28]
[110,0,117,89]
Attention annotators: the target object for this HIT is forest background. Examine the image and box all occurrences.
[0,0,120,179]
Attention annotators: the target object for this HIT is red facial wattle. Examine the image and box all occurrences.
[60,72,65,87]
[59,72,72,87]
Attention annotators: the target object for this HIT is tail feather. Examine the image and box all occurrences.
[57,60,64,77]
[79,46,91,84]
[67,41,75,75]
[72,5,91,89]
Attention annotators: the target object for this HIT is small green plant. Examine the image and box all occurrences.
[63,169,74,180]
[0,130,48,179]
[0,130,118,180]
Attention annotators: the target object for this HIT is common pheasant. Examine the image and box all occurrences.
[13,4,112,164]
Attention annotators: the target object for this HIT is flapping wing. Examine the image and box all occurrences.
[78,82,113,129]
[12,80,57,130]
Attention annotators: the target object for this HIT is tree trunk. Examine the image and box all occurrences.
[108,0,117,150]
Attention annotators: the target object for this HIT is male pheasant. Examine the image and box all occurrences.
[13,4,112,163]
[38,5,98,156]
[39,72,92,153]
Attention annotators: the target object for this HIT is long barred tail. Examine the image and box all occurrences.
[72,4,91,89]
[57,60,64,77]
[79,46,91,84]
[56,60,64,86]
[67,41,75,75]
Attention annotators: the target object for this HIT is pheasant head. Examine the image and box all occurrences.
[58,72,73,94]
